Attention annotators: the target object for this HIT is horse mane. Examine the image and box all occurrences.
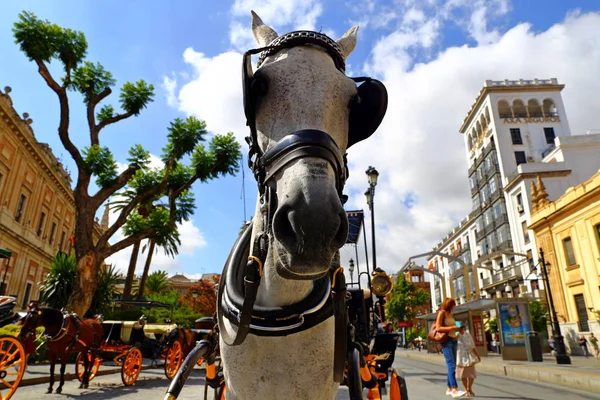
[40,307,65,328]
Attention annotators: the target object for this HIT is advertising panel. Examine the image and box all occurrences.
[472,315,484,347]
[497,301,532,346]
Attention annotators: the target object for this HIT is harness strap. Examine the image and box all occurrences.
[331,267,347,383]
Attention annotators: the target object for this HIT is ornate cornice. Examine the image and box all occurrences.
[0,86,75,206]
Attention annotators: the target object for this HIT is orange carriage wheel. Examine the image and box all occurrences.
[0,335,26,400]
[164,340,183,379]
[75,352,101,383]
[121,347,142,386]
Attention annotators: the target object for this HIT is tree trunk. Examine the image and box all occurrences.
[68,251,99,316]
[137,240,156,300]
[122,239,141,300]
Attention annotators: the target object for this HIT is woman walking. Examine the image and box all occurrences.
[589,333,599,359]
[435,298,465,398]
[456,323,481,397]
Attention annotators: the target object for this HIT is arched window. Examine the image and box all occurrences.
[528,99,542,117]
[485,107,491,124]
[480,114,487,130]
[476,121,483,138]
[498,100,511,118]
[472,127,478,141]
[543,98,558,117]
[512,99,527,118]
[468,135,473,151]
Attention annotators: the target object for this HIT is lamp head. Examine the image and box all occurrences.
[349,258,355,274]
[366,166,379,186]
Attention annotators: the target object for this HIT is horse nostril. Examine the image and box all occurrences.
[331,211,349,248]
[273,205,299,250]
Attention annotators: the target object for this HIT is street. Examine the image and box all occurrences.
[14,354,600,399]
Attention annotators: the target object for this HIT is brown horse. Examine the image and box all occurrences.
[18,305,103,393]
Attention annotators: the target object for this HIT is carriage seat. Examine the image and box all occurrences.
[120,321,144,343]
[371,333,400,374]
[143,323,177,340]
[0,296,16,314]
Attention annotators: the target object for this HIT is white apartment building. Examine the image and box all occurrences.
[428,78,600,310]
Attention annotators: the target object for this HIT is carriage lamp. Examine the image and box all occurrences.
[371,269,393,297]
[348,259,355,284]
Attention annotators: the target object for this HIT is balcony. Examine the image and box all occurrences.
[494,214,509,227]
[469,208,482,220]
[482,264,524,289]
[542,143,556,158]
[483,141,496,157]
[497,240,513,252]
[475,229,485,242]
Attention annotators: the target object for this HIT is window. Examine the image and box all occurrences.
[22,282,32,308]
[510,128,523,145]
[49,222,57,245]
[37,212,46,237]
[563,237,576,266]
[15,194,27,222]
[527,249,533,268]
[544,127,556,144]
[574,294,589,332]
[531,280,539,290]
[515,151,527,165]
[522,221,530,243]
[595,224,600,252]
[59,231,66,251]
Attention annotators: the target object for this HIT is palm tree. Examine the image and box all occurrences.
[89,264,120,316]
[39,252,77,309]
[145,270,171,295]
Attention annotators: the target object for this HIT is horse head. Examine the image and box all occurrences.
[245,12,386,280]
[18,304,43,354]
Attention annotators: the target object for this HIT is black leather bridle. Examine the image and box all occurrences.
[217,30,386,383]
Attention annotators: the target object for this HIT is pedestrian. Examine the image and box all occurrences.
[579,335,589,358]
[385,322,394,333]
[589,333,599,359]
[548,336,555,353]
[435,298,465,398]
[456,323,481,397]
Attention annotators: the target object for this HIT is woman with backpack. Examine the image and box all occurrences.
[432,298,465,398]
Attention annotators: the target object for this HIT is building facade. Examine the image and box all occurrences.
[529,171,600,348]
[428,78,600,310]
[0,86,106,309]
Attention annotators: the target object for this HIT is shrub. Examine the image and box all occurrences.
[0,324,49,364]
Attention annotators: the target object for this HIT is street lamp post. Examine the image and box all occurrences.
[539,248,571,365]
[348,258,355,285]
[365,166,379,271]
[192,291,199,312]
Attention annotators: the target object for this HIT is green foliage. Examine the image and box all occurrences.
[38,252,76,309]
[386,274,430,323]
[192,132,241,182]
[487,318,498,334]
[405,327,427,342]
[97,104,115,123]
[127,144,151,169]
[69,61,116,101]
[83,144,118,187]
[89,264,120,316]
[145,270,171,295]
[120,80,155,115]
[0,325,48,364]
[13,11,87,69]
[162,117,208,161]
[529,300,549,333]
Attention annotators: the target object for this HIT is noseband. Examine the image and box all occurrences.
[218,30,388,382]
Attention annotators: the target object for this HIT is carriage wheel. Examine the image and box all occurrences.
[164,340,183,379]
[121,348,142,386]
[0,335,26,400]
[75,352,101,383]
[388,369,408,400]
[347,348,363,400]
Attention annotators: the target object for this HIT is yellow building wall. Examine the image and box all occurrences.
[0,86,104,310]
[530,170,600,353]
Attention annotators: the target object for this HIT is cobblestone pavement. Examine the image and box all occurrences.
[14,355,600,399]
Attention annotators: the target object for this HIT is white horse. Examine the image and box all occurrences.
[217,11,387,400]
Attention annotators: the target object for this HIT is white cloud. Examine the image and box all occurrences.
[163,4,600,279]
[343,11,600,274]
[162,74,178,107]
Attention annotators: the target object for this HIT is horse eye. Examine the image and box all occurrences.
[349,94,361,109]
[251,76,268,97]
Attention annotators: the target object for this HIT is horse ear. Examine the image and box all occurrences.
[251,10,278,47]
[336,26,359,58]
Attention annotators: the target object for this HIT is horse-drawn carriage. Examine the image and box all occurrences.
[75,300,185,386]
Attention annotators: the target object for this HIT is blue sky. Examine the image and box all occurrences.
[1,1,599,280]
